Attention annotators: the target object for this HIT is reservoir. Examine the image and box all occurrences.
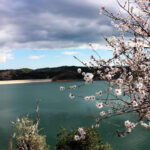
[0,81,149,150]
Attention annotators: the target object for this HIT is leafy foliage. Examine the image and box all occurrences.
[55,127,112,150]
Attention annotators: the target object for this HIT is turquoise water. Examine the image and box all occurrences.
[0,81,149,150]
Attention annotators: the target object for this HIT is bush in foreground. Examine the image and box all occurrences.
[11,116,49,150]
[55,127,112,150]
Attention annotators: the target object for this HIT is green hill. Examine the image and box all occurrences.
[0,66,130,81]
[0,66,89,81]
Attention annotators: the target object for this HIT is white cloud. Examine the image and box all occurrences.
[62,51,79,55]
[89,43,113,51]
[72,43,112,51]
[29,55,45,59]
[0,52,13,63]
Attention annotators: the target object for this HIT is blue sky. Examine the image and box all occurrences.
[0,48,112,69]
[0,0,117,69]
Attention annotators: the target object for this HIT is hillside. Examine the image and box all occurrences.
[0,66,130,81]
[0,66,90,81]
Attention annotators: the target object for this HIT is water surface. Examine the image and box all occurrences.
[0,81,149,150]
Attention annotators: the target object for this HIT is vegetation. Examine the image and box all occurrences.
[55,127,112,150]
[0,66,86,81]
[10,115,112,150]
[11,116,49,150]
[0,66,130,81]
[10,105,112,150]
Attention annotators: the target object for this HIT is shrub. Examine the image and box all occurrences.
[12,116,49,150]
[55,127,112,150]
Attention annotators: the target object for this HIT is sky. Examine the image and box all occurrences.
[0,0,119,69]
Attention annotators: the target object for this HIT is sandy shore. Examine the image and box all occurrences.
[0,79,52,85]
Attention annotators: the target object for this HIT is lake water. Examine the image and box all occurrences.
[0,81,149,150]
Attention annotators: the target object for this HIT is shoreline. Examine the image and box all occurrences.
[0,79,104,85]
[0,79,52,85]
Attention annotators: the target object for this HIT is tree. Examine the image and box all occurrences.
[61,0,150,137]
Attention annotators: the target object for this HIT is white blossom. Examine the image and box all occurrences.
[69,85,77,90]
[100,111,106,116]
[124,120,131,128]
[95,124,100,128]
[60,86,65,91]
[106,74,112,80]
[115,89,122,96]
[89,96,96,101]
[82,72,85,76]
[96,102,103,109]
[116,79,123,85]
[84,96,90,101]
[69,93,75,99]
[74,135,80,141]
[77,68,82,74]
[140,121,149,128]
[132,101,138,107]
[78,128,86,135]
[126,128,132,133]
[84,73,94,82]
[96,91,102,96]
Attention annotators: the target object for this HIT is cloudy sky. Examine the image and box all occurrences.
[0,0,119,69]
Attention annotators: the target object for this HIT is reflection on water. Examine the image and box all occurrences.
[0,81,149,150]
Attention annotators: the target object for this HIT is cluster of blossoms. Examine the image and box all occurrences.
[124,120,137,133]
[74,128,86,141]
[84,96,96,101]
[60,0,150,136]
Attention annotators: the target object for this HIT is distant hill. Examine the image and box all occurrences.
[0,66,130,81]
[0,66,91,81]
